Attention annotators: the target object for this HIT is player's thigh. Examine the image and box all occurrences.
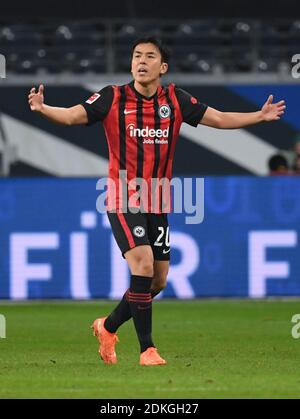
[125,245,154,276]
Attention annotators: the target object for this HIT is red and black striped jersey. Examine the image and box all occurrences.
[82,81,207,213]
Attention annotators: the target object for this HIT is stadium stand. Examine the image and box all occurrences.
[0,19,298,74]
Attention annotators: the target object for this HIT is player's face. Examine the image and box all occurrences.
[131,43,168,84]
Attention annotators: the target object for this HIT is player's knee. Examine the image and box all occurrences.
[130,255,154,277]
[126,246,154,277]
[137,260,154,277]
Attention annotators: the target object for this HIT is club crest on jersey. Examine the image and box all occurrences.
[133,226,145,238]
[159,104,171,119]
[86,93,100,104]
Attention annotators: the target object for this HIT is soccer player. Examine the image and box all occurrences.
[28,37,286,366]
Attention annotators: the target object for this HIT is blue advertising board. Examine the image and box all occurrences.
[0,177,299,299]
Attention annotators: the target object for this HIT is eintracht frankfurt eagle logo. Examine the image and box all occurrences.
[159,104,171,119]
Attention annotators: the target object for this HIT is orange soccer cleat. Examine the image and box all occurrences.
[91,317,119,364]
[139,347,167,366]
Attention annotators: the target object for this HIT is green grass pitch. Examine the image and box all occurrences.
[0,300,300,399]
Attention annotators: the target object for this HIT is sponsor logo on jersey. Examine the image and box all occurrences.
[191,97,198,105]
[124,109,137,115]
[86,93,100,104]
[127,124,169,139]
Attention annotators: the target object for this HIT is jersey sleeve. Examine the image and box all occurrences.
[81,85,114,126]
[175,88,208,127]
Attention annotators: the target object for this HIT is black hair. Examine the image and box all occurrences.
[131,36,170,64]
[268,154,288,172]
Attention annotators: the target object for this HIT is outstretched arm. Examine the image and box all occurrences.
[200,95,286,129]
[28,84,88,125]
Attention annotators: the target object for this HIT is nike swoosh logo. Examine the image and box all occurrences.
[124,110,136,115]
[163,249,170,254]
[138,305,152,310]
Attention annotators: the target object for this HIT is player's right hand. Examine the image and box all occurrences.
[28,84,44,112]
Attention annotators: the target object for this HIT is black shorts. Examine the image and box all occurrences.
[107,210,170,261]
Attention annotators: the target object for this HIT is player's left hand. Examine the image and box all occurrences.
[261,95,286,121]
